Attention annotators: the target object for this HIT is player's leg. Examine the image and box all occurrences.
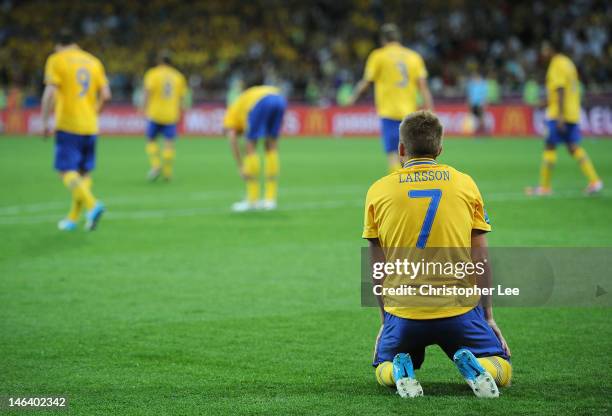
[62,169,92,227]
[262,138,279,210]
[55,131,100,230]
[80,134,104,231]
[232,139,260,212]
[161,124,177,180]
[380,119,402,172]
[475,106,486,135]
[471,106,481,134]
[373,313,427,398]
[261,97,285,210]
[145,121,162,181]
[437,306,511,398]
[232,103,266,212]
[565,125,603,194]
[526,120,557,196]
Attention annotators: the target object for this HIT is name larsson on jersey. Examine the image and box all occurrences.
[399,170,450,183]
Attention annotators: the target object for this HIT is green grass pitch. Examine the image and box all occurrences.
[0,136,611,415]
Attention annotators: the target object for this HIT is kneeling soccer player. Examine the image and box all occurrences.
[142,51,187,181]
[363,111,512,398]
[223,83,287,212]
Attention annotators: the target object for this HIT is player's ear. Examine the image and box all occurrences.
[398,142,406,157]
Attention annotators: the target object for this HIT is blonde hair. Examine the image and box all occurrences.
[399,111,443,157]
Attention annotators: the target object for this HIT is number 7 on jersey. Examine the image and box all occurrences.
[408,189,442,249]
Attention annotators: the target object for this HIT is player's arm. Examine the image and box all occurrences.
[226,127,244,178]
[348,52,377,106]
[180,77,190,111]
[96,62,111,113]
[97,84,111,113]
[367,238,386,324]
[140,88,149,115]
[471,230,511,356]
[555,87,565,132]
[418,77,434,111]
[347,78,371,106]
[41,84,56,138]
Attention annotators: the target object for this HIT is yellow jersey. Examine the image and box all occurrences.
[546,54,581,123]
[363,158,491,320]
[44,47,108,135]
[223,86,280,132]
[144,65,187,125]
[364,42,428,120]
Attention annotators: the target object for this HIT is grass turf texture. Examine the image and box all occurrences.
[0,136,611,416]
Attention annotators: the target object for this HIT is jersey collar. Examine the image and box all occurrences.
[402,158,438,168]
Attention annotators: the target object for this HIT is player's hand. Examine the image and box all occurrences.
[239,166,249,181]
[556,118,566,133]
[487,318,511,357]
[42,124,53,140]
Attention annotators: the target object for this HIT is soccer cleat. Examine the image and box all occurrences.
[258,199,277,211]
[231,200,258,213]
[85,202,105,231]
[392,353,423,398]
[147,168,161,182]
[453,348,499,398]
[525,186,552,196]
[585,180,603,195]
[57,218,77,231]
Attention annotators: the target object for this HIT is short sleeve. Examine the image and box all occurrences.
[547,60,566,89]
[95,61,109,89]
[364,51,379,82]
[223,101,240,130]
[44,55,61,86]
[179,74,187,96]
[414,54,428,79]
[362,186,379,239]
[472,183,491,232]
[144,70,154,90]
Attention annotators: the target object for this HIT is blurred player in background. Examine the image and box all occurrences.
[349,23,433,172]
[466,65,488,135]
[526,39,603,196]
[41,29,111,231]
[142,51,187,181]
[364,111,512,398]
[223,82,287,212]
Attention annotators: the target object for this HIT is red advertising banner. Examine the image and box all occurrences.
[1,104,611,137]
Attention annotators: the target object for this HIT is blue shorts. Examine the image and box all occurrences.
[373,306,508,369]
[246,94,287,141]
[54,130,97,172]
[546,120,581,146]
[380,118,401,153]
[146,120,177,140]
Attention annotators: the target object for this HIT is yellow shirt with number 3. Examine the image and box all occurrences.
[364,43,428,120]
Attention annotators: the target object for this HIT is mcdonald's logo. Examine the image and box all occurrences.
[500,107,528,134]
[304,109,327,134]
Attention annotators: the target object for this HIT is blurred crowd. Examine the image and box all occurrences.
[0,0,610,107]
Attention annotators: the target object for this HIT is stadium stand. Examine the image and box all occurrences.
[0,0,610,104]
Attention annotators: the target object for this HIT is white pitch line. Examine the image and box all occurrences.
[0,184,368,216]
[0,189,608,226]
[0,199,364,225]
